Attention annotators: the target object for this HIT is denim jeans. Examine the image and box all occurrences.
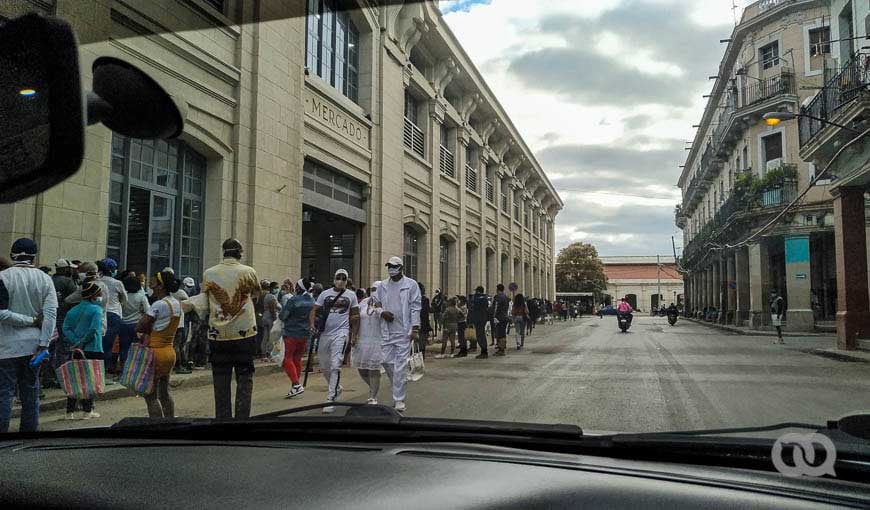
[0,355,41,433]
[102,312,122,373]
[118,321,138,369]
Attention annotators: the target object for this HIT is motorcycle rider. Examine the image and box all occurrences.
[616,297,633,328]
[666,302,678,325]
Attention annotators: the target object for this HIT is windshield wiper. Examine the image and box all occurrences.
[610,422,825,438]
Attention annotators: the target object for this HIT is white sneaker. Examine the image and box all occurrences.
[286,385,305,398]
[434,354,445,359]
[81,411,100,420]
[367,398,378,405]
[323,399,336,414]
[65,412,78,420]
[395,401,406,412]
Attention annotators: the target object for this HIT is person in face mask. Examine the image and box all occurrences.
[64,262,110,361]
[372,256,421,413]
[308,269,359,413]
[259,281,281,360]
[61,281,104,420]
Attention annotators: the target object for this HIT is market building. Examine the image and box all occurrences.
[676,0,835,332]
[0,0,562,299]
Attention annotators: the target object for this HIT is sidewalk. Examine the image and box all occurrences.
[14,333,493,418]
[685,317,835,338]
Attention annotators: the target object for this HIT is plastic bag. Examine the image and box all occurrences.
[407,341,424,382]
[269,336,284,365]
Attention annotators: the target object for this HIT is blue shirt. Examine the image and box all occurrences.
[280,293,314,338]
[62,301,104,353]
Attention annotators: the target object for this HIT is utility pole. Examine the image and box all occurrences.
[656,254,661,310]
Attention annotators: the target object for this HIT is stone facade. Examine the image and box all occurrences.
[676,0,836,331]
[0,0,562,299]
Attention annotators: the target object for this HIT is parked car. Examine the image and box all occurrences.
[598,306,617,317]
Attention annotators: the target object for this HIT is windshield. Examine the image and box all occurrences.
[1,0,868,464]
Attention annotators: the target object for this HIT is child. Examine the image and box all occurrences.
[436,298,461,359]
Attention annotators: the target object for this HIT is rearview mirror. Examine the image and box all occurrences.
[0,13,84,203]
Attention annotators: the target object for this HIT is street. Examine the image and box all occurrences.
[28,316,870,434]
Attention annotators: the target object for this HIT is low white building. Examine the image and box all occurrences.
[601,256,684,312]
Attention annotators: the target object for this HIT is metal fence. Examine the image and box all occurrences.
[799,52,870,146]
[404,117,425,157]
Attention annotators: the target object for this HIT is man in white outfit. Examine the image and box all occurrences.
[309,268,359,413]
[375,256,421,412]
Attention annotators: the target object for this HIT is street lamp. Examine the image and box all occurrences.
[762,111,860,133]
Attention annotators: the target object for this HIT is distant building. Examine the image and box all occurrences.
[600,256,683,312]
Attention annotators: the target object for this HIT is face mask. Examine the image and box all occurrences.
[94,296,103,304]
[78,272,87,281]
[334,279,347,290]
[387,267,401,277]
[111,270,117,277]
[146,287,154,296]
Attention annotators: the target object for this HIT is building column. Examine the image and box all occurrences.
[784,234,814,331]
[834,187,870,349]
[748,240,770,329]
[718,255,728,323]
[707,266,714,313]
[726,253,737,325]
[712,259,721,311]
[735,246,750,325]
[683,275,691,317]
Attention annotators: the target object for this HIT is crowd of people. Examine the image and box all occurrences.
[0,235,564,432]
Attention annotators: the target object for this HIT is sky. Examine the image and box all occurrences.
[440,0,740,257]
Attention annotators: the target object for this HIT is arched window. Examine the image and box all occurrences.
[403,226,419,281]
[107,134,205,279]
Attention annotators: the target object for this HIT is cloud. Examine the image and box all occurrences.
[442,0,733,256]
[507,2,730,108]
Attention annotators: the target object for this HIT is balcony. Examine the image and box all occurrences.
[713,72,796,158]
[681,165,797,266]
[674,205,687,229]
[761,177,797,208]
[465,164,477,192]
[485,178,494,203]
[439,145,455,177]
[404,117,424,158]
[799,52,870,147]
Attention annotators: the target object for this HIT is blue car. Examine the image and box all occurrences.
[598,306,618,317]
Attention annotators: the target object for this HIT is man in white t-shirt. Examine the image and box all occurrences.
[309,268,359,413]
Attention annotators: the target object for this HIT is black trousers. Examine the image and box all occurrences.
[473,320,488,354]
[210,337,256,419]
[457,321,467,353]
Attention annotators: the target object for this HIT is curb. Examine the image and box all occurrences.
[684,318,836,338]
[14,363,287,418]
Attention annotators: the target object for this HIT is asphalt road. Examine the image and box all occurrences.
[27,315,870,433]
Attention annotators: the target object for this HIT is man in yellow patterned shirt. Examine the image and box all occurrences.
[183,238,260,419]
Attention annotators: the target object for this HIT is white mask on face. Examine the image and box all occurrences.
[387,267,401,277]
[78,272,87,281]
[334,279,347,290]
[94,296,103,304]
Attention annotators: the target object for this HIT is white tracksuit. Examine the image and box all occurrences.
[375,276,421,404]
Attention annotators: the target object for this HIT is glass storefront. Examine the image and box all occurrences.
[107,134,205,279]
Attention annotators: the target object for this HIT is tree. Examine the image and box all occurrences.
[555,242,607,294]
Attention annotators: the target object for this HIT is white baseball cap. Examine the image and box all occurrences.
[55,258,75,269]
[335,268,349,277]
[385,256,403,267]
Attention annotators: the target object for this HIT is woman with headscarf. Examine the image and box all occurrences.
[352,283,385,404]
[279,278,315,398]
[135,270,182,418]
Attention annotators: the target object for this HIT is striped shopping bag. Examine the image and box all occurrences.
[119,342,155,395]
[56,349,105,399]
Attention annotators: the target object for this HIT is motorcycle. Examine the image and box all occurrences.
[617,313,632,332]
[667,312,678,326]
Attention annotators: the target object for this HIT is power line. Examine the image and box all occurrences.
[556,189,680,201]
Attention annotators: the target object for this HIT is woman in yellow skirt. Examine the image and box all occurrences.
[136,270,182,418]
